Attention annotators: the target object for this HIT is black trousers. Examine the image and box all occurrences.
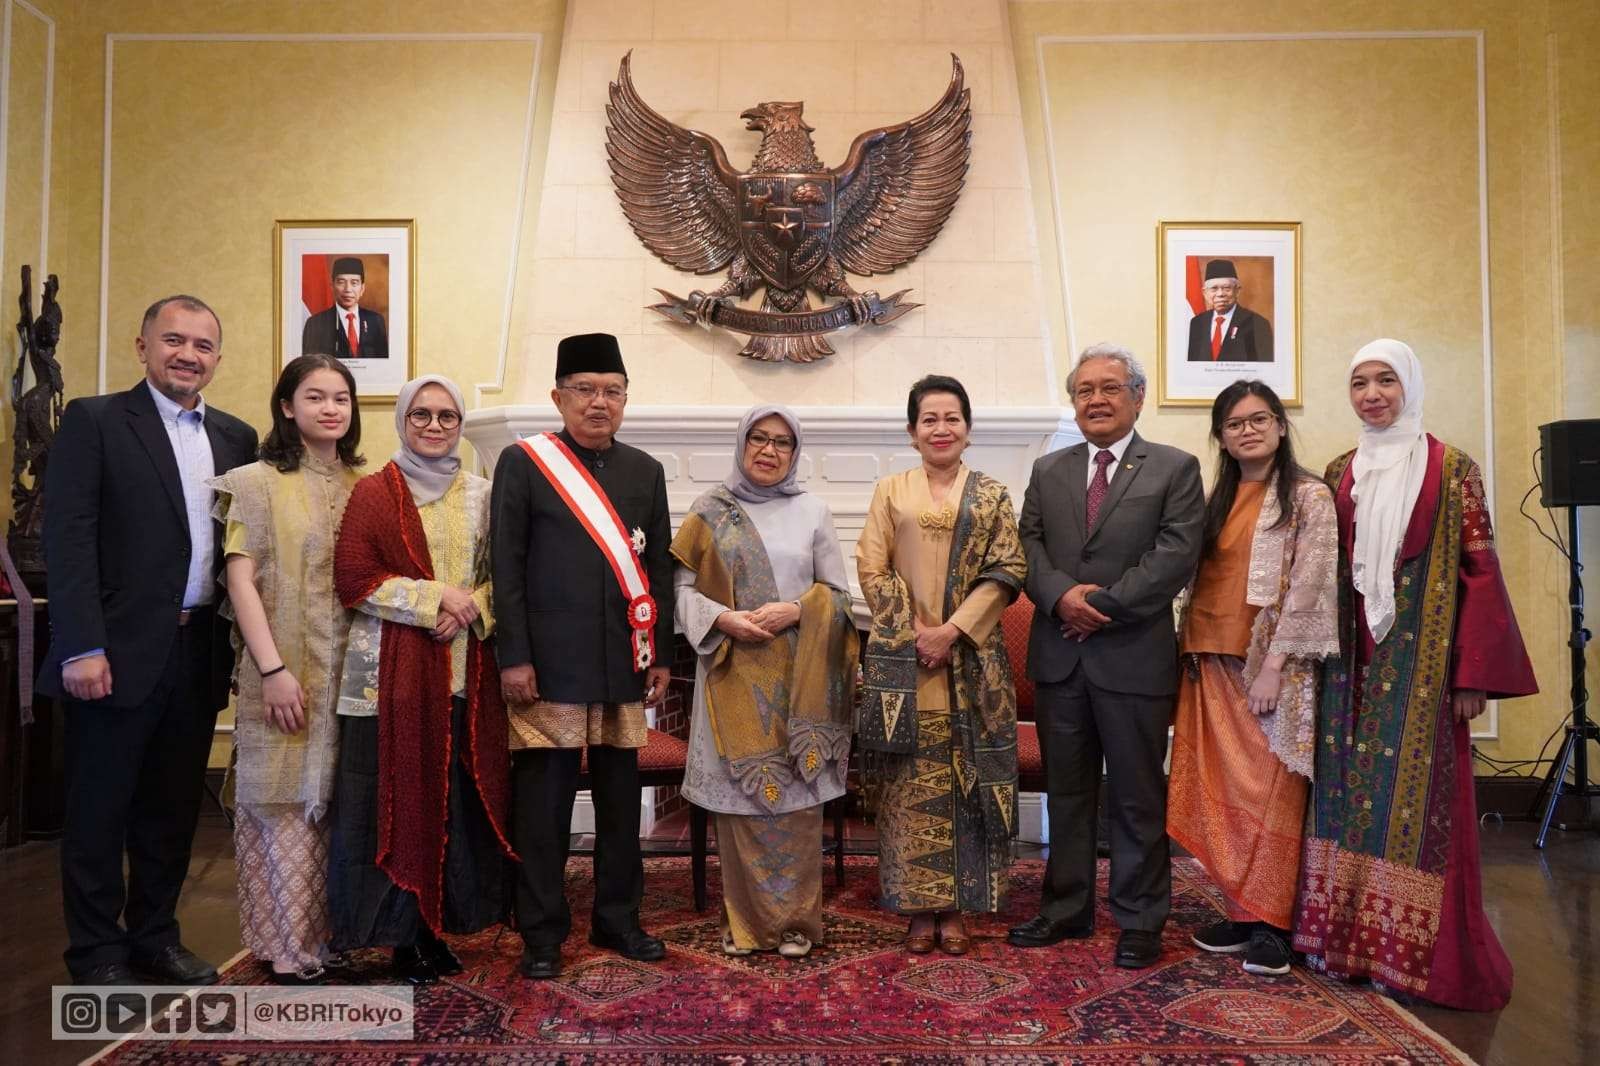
[1035,666,1174,933]
[328,700,510,951]
[60,620,217,977]
[512,744,643,950]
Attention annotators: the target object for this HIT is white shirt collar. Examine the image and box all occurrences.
[1090,429,1134,463]
[147,379,206,423]
[336,302,360,322]
[1213,304,1237,326]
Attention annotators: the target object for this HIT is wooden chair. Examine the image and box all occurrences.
[1001,596,1111,857]
[571,668,851,914]
[575,728,708,909]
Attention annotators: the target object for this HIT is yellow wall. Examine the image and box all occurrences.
[1010,0,1596,764]
[1,0,68,516]
[6,0,566,466]
[0,0,568,764]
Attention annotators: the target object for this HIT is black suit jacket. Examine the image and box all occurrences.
[490,430,673,704]
[37,383,259,710]
[301,305,389,359]
[1186,304,1273,362]
[1018,432,1205,696]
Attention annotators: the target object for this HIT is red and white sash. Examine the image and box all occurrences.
[515,432,657,671]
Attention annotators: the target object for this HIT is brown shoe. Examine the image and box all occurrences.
[937,914,970,956]
[905,916,936,954]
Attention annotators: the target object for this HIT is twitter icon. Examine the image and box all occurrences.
[196,993,236,1034]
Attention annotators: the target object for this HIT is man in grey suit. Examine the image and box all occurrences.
[1008,343,1204,969]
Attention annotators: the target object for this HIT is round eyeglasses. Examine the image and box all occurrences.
[406,408,461,430]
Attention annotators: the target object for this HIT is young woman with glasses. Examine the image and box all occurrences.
[1166,378,1338,978]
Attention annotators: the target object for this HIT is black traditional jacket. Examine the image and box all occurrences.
[490,429,673,704]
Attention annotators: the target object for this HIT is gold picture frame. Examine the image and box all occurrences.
[1155,221,1302,407]
[273,219,417,401]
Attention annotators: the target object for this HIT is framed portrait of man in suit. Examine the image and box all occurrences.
[275,219,416,399]
[1155,221,1300,407]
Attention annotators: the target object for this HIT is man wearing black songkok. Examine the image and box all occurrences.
[493,332,673,980]
[1185,258,1273,362]
[301,256,390,359]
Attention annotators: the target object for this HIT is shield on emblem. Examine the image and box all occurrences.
[738,173,834,291]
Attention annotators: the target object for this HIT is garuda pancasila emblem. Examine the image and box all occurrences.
[607,53,970,363]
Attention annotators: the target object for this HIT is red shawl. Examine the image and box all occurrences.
[334,462,516,933]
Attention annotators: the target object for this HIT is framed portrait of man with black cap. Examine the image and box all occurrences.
[1156,221,1300,406]
[275,219,416,398]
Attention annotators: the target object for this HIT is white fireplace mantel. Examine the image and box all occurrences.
[466,404,1081,509]
[466,404,1081,590]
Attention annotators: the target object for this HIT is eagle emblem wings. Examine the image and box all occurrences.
[606,53,971,363]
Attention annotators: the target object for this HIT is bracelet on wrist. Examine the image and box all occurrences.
[260,663,287,678]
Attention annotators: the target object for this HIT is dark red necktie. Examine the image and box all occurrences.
[1086,449,1114,529]
[346,312,360,357]
[1210,314,1224,360]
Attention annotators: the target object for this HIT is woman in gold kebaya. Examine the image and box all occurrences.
[856,375,1026,955]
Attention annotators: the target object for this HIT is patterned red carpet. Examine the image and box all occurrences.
[101,856,1471,1064]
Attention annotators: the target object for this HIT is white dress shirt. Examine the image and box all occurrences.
[147,381,217,608]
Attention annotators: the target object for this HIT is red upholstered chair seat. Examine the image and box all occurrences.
[1016,721,1044,789]
[577,728,689,774]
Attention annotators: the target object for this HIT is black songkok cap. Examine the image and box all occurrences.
[1204,259,1238,282]
[555,333,627,379]
[331,256,365,279]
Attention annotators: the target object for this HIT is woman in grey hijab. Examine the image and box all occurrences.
[670,405,857,958]
[327,375,515,985]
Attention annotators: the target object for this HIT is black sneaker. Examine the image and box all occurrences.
[1191,919,1252,954]
[1242,927,1292,976]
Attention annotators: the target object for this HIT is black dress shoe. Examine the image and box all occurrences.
[75,962,141,986]
[1007,914,1094,948]
[589,926,666,962]
[519,948,561,980]
[391,945,439,985]
[269,966,332,986]
[419,932,464,977]
[131,945,219,986]
[1114,929,1161,969]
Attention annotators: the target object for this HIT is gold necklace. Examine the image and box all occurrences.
[920,468,958,531]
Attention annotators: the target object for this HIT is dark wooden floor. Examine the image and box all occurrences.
[1,812,1595,1065]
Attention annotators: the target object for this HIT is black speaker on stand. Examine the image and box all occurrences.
[1528,419,1600,847]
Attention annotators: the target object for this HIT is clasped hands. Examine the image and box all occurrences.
[1055,583,1111,642]
[432,585,481,643]
[715,600,801,644]
[914,619,960,669]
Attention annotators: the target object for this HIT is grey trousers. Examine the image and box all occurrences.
[1035,666,1174,933]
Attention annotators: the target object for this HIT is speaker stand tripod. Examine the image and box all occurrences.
[1530,505,1598,847]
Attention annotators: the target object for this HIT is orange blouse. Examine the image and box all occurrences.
[1182,480,1267,657]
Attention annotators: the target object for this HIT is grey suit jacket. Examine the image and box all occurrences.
[1019,431,1205,696]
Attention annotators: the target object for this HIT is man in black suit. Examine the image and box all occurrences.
[1008,343,1205,969]
[1186,259,1273,362]
[40,295,259,986]
[492,333,673,981]
[301,256,389,359]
